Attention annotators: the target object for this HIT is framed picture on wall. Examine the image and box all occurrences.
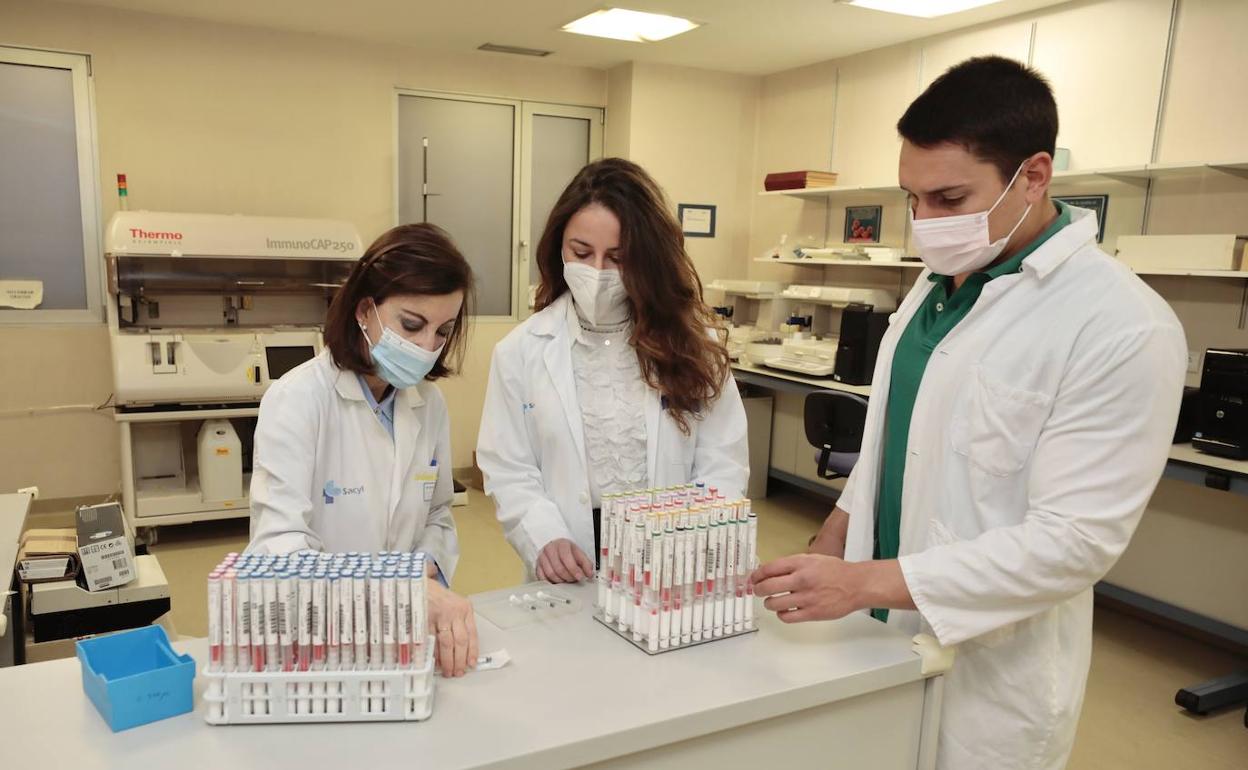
[844,205,882,243]
[1053,195,1109,243]
[678,203,716,238]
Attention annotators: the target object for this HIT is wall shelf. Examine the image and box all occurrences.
[758,184,904,199]
[1051,159,1248,185]
[1133,268,1248,278]
[758,159,1248,197]
[754,257,923,268]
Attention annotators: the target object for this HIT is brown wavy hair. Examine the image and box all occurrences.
[535,158,728,434]
[324,223,474,381]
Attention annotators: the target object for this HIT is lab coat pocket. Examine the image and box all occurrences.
[951,367,1053,478]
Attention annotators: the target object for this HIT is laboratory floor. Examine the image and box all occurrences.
[141,488,1247,769]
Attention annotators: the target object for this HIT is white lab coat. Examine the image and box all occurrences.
[247,350,459,579]
[477,293,749,571]
[838,207,1186,770]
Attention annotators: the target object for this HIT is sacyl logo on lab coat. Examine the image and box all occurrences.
[322,480,364,504]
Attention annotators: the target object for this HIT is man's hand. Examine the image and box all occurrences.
[751,554,915,623]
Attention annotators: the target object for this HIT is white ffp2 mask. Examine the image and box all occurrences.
[563,262,630,326]
[909,162,1033,276]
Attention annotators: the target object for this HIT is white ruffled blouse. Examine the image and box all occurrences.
[568,302,649,508]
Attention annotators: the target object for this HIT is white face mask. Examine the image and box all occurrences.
[563,261,630,326]
[909,162,1033,276]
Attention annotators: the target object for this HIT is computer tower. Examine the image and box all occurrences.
[833,303,890,386]
[1193,348,1248,459]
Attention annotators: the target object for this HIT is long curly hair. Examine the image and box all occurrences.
[534,158,729,434]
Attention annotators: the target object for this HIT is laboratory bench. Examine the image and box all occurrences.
[0,581,949,770]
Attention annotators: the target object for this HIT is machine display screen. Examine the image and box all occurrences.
[265,346,316,381]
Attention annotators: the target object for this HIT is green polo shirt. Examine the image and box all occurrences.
[872,202,1071,622]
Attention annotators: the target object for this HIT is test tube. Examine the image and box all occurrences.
[681,512,695,645]
[724,502,739,635]
[671,515,685,648]
[660,512,675,649]
[236,572,254,715]
[397,567,412,670]
[222,570,237,674]
[733,502,748,634]
[697,510,712,641]
[411,562,427,666]
[713,502,730,638]
[631,515,646,644]
[745,507,758,631]
[339,571,355,670]
[258,571,277,716]
[645,516,660,652]
[597,494,612,610]
[604,502,620,624]
[296,573,312,714]
[327,571,341,714]
[352,568,369,675]
[311,571,327,714]
[368,568,383,713]
[382,570,398,670]
[207,571,223,721]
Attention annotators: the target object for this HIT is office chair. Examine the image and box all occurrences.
[803,390,869,480]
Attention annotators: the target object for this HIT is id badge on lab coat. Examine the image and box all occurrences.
[415,464,438,503]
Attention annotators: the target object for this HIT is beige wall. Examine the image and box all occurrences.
[615,62,761,284]
[0,0,606,498]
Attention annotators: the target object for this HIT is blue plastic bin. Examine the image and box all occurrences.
[76,625,196,732]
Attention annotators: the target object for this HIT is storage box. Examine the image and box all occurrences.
[76,625,196,732]
[75,502,136,592]
[1115,234,1246,272]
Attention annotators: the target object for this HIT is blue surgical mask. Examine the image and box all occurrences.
[359,304,443,389]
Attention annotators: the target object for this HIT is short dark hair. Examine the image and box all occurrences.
[324,223,474,381]
[897,56,1058,182]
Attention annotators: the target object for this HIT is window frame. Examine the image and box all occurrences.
[0,46,104,324]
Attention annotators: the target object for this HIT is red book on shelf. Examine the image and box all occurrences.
[764,170,839,191]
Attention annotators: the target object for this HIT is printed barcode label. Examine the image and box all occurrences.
[269,604,280,631]
[383,611,392,638]
[112,557,129,569]
[116,569,132,580]
[311,605,320,633]
[278,607,288,636]
[241,601,251,632]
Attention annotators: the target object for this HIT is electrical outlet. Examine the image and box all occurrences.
[1187,350,1201,374]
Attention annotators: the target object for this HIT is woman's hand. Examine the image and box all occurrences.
[427,581,479,677]
[536,538,594,583]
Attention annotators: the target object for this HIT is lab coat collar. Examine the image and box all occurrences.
[332,361,425,409]
[1018,204,1098,281]
[528,293,573,338]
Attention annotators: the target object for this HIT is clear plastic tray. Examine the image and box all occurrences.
[474,582,582,630]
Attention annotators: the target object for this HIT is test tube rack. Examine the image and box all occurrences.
[593,486,760,656]
[203,635,435,724]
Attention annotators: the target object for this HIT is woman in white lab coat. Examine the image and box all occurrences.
[477,158,749,582]
[248,223,479,676]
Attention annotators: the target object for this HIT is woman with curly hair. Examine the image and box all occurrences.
[477,158,748,582]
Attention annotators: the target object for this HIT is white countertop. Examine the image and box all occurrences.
[732,363,873,396]
[0,583,927,770]
[1167,442,1248,476]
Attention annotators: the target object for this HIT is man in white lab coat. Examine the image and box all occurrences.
[752,57,1187,770]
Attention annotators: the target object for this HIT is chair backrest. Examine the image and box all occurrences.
[803,391,869,453]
